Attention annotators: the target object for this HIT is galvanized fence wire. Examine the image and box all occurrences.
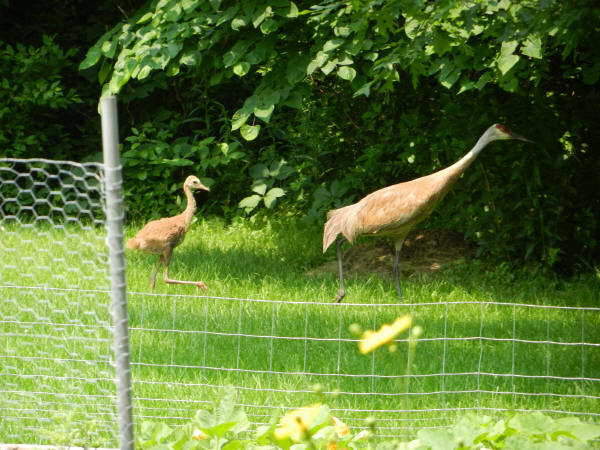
[0,158,119,446]
[127,291,600,438]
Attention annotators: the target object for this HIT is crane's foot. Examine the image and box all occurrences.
[195,281,208,290]
[333,289,345,303]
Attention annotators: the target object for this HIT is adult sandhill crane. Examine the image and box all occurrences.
[323,124,531,303]
[127,175,210,292]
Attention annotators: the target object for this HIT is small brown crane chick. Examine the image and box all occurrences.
[127,175,210,292]
[323,124,532,303]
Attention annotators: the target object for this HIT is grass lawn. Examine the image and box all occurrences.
[1,216,599,446]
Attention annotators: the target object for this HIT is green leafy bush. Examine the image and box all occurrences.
[0,35,82,159]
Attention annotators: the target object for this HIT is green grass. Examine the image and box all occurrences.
[1,217,599,446]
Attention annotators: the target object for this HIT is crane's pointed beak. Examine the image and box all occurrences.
[511,131,534,143]
[200,183,210,192]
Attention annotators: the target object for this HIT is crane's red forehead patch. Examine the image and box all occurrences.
[496,124,509,133]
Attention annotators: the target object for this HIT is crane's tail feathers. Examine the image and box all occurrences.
[323,205,354,253]
[126,238,140,250]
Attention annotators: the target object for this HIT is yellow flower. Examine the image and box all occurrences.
[327,442,338,450]
[274,404,322,440]
[359,315,412,354]
[192,429,208,440]
[332,416,350,437]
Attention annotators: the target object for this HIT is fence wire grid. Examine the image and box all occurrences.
[1,157,600,448]
[0,158,118,446]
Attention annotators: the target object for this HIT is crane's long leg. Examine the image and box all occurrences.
[393,239,405,303]
[333,237,347,303]
[162,246,208,290]
[150,255,164,293]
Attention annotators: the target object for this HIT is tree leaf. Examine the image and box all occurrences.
[254,103,275,122]
[353,81,373,97]
[337,66,356,81]
[233,61,251,76]
[497,40,520,75]
[521,35,542,59]
[260,18,279,34]
[231,109,250,131]
[240,124,261,141]
[323,39,344,52]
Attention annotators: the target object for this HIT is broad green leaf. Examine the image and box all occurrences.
[136,12,153,24]
[321,59,337,75]
[554,417,600,441]
[240,124,261,141]
[497,41,520,75]
[239,194,261,212]
[433,29,451,56]
[264,187,285,208]
[404,17,419,39]
[323,39,344,52]
[231,17,248,31]
[101,38,118,59]
[252,5,272,28]
[522,35,542,59]
[231,109,250,131]
[285,1,299,18]
[250,163,269,179]
[508,412,555,435]
[180,51,200,66]
[260,18,279,34]
[337,66,356,81]
[353,81,372,97]
[254,103,275,122]
[251,181,268,195]
[417,429,455,450]
[307,51,328,74]
[233,61,251,76]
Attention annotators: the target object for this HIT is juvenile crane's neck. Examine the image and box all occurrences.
[182,183,197,229]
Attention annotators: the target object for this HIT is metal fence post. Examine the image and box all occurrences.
[101,95,134,449]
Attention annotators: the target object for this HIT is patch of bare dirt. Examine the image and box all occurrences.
[309,229,476,278]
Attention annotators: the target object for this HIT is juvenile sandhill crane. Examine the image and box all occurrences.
[323,124,531,303]
[127,175,210,292]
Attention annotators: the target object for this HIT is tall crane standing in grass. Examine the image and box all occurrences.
[127,175,210,292]
[323,124,532,303]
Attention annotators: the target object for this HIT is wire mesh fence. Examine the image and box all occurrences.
[127,292,600,439]
[0,158,119,446]
[1,157,599,447]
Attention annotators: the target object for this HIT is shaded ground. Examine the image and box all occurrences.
[309,229,476,278]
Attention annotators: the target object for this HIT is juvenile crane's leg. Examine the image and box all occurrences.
[333,237,347,303]
[392,239,405,303]
[162,246,208,290]
[150,255,164,293]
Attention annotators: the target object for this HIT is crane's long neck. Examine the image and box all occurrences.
[182,183,197,229]
[438,131,492,185]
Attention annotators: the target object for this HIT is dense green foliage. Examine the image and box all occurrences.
[1,0,598,271]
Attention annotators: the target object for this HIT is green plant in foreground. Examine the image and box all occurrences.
[136,399,600,449]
